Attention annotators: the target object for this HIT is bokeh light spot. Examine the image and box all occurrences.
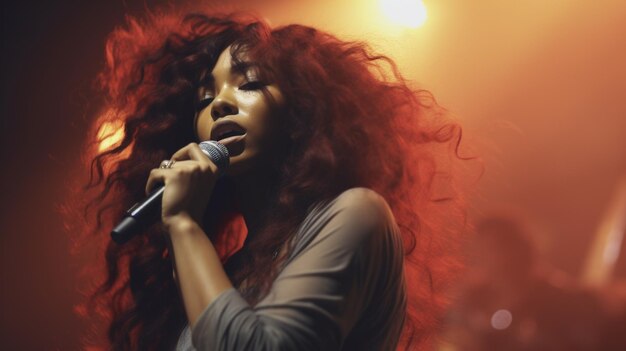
[491,309,513,330]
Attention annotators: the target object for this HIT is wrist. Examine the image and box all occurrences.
[164,213,199,234]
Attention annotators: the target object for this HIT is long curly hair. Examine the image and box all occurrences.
[68,7,469,351]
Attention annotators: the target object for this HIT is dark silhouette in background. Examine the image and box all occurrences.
[443,216,626,350]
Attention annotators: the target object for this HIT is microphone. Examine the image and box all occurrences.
[110,141,229,244]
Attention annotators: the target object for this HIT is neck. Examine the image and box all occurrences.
[230,171,277,240]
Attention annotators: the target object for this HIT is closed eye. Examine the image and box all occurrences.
[239,81,266,91]
[196,93,214,111]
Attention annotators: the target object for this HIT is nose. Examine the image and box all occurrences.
[211,94,238,120]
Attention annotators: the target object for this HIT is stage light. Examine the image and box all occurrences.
[97,120,124,152]
[380,0,427,28]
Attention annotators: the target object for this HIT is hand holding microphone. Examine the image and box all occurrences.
[111,141,229,244]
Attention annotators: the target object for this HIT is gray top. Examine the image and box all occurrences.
[175,187,407,351]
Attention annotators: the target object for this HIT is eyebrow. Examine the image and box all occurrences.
[232,61,255,75]
[202,61,260,82]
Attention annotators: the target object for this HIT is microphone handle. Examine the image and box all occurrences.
[110,186,164,244]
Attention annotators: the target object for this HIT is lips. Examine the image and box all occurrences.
[210,120,246,142]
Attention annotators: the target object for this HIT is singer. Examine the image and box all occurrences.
[77,7,466,351]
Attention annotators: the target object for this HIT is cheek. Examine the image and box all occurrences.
[249,109,280,146]
[240,99,271,134]
[195,111,213,141]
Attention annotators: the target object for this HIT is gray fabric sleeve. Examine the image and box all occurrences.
[190,188,403,351]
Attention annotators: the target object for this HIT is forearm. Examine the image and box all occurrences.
[166,214,234,328]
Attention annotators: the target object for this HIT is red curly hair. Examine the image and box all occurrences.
[69,7,469,351]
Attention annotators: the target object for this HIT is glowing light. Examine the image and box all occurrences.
[491,309,513,330]
[380,0,427,28]
[97,120,125,152]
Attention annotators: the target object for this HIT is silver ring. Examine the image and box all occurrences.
[159,159,175,169]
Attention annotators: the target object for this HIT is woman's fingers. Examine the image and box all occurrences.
[171,143,207,162]
[144,158,218,224]
[145,160,216,195]
[170,143,219,173]
[146,168,167,195]
[146,161,187,195]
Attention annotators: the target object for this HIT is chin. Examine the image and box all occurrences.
[224,162,247,178]
[223,151,256,177]
[224,151,278,181]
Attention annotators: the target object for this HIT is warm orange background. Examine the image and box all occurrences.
[1,1,625,349]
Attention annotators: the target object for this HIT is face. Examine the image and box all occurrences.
[195,46,286,176]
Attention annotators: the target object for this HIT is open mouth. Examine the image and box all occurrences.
[210,120,246,142]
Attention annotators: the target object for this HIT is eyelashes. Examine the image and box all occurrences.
[196,92,214,111]
[195,81,267,111]
[239,81,266,91]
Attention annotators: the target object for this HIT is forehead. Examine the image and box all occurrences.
[209,46,256,81]
[211,48,234,78]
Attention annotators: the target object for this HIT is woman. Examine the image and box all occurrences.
[74,8,466,351]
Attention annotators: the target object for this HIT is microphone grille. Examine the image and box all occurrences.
[199,141,230,172]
